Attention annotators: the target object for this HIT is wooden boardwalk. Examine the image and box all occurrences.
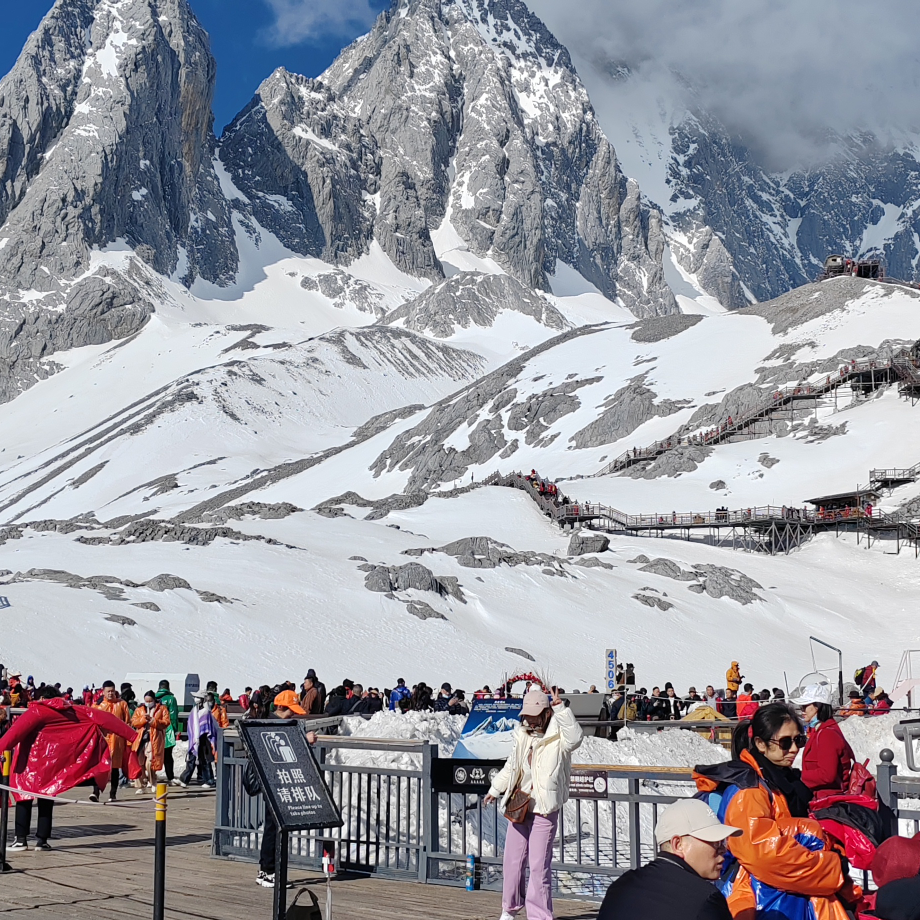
[0,791,597,919]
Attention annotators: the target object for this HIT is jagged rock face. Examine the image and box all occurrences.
[370,325,604,489]
[382,271,569,336]
[0,0,237,404]
[323,0,676,315]
[665,112,920,302]
[569,375,692,450]
[218,70,379,266]
[0,0,235,289]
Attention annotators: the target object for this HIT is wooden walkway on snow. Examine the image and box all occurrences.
[0,790,597,920]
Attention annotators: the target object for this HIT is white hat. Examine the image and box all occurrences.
[790,683,834,706]
[521,688,550,716]
[655,799,742,845]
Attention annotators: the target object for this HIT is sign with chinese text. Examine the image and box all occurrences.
[238,720,342,832]
[569,769,609,799]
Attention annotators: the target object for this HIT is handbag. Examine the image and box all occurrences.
[125,748,143,781]
[503,789,533,824]
[848,760,877,799]
[286,887,322,920]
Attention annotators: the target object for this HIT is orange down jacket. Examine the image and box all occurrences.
[694,750,855,919]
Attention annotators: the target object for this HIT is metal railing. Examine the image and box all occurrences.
[213,729,920,899]
[595,355,914,477]
[212,730,695,897]
[213,732,429,879]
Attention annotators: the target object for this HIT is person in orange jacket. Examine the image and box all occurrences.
[694,703,859,919]
[130,691,172,793]
[726,662,742,694]
[92,680,132,802]
[840,690,868,718]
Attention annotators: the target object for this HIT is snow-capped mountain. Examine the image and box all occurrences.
[569,59,920,307]
[1,0,920,693]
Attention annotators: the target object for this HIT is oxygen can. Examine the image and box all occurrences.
[466,853,477,891]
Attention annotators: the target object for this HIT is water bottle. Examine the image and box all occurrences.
[466,853,476,891]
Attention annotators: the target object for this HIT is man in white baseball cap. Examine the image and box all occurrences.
[597,798,740,920]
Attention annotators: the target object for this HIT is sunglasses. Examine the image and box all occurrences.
[768,733,808,752]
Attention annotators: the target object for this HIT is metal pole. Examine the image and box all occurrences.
[153,782,167,920]
[273,828,288,920]
[0,751,11,872]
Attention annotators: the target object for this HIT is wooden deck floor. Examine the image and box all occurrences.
[0,791,598,919]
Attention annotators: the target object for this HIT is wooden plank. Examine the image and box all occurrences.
[0,793,601,919]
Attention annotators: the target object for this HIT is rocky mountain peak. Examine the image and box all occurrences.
[317,0,676,315]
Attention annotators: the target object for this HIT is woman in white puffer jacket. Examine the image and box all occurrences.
[485,687,584,920]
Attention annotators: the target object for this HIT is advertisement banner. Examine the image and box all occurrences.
[452,698,523,759]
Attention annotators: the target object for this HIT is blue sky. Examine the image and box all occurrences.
[0,0,389,134]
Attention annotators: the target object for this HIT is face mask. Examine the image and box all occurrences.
[808,715,820,729]
[146,701,155,710]
[205,700,213,710]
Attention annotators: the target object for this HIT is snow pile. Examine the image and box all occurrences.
[333,711,729,772]
[577,727,729,769]
[840,713,920,773]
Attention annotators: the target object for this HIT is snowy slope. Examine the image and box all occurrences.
[2,0,920,725]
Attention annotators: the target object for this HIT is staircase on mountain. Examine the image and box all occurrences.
[596,347,920,478]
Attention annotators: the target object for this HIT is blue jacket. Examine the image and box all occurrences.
[389,686,411,711]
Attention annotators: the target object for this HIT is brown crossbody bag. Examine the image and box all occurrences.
[503,749,534,823]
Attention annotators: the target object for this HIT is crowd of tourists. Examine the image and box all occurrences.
[0,657,915,918]
[605,659,894,723]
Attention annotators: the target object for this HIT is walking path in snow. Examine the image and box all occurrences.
[0,791,595,919]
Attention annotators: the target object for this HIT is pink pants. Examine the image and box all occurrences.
[501,810,558,920]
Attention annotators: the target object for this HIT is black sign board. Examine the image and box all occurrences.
[569,769,609,799]
[238,720,342,832]
[432,758,505,795]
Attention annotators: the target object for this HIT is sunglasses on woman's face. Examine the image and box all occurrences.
[769,733,808,752]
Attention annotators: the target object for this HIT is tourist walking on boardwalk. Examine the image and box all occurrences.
[597,798,738,919]
[91,680,132,802]
[180,691,220,788]
[484,687,584,920]
[0,686,136,850]
[131,691,172,793]
[155,679,181,785]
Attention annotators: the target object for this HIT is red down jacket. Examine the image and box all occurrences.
[0,698,137,801]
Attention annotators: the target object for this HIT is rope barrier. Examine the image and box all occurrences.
[0,780,174,810]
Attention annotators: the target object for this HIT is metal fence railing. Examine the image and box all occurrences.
[213,730,920,898]
[212,730,697,898]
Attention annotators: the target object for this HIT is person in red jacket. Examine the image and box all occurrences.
[0,686,137,850]
[736,683,759,720]
[870,688,893,715]
[791,683,855,798]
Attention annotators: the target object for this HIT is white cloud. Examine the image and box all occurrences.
[260,0,380,47]
[525,0,920,170]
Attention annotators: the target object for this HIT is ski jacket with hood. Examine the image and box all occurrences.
[726,663,742,693]
[694,749,854,920]
[0,698,137,801]
[488,703,583,816]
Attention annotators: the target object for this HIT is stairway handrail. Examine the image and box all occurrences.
[596,353,907,478]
